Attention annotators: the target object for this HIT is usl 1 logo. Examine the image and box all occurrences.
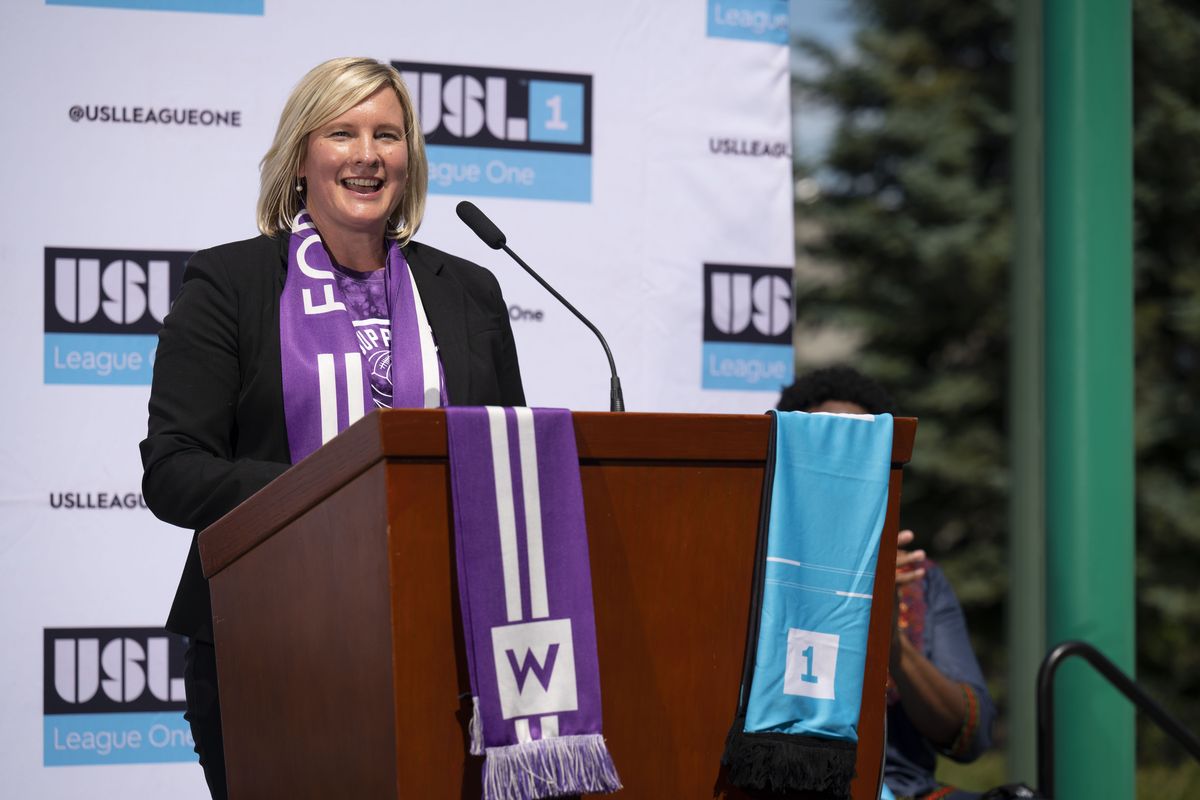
[43,627,195,766]
[393,60,592,202]
[44,247,187,385]
[702,263,794,391]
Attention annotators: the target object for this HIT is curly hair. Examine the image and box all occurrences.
[776,365,897,415]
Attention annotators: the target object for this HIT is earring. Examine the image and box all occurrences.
[295,178,304,193]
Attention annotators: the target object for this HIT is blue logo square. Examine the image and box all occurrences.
[528,81,585,146]
[701,342,794,391]
[46,0,263,14]
[706,0,789,45]
[44,712,196,765]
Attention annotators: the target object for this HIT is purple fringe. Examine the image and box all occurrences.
[482,733,622,800]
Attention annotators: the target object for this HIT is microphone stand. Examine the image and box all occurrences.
[499,244,624,412]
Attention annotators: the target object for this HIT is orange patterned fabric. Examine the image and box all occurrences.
[947,682,980,759]
[887,578,928,705]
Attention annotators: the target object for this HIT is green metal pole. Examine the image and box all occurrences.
[1008,0,1045,785]
[1044,0,1135,798]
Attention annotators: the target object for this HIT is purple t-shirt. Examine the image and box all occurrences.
[332,263,393,409]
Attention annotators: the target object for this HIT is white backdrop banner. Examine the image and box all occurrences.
[0,0,793,795]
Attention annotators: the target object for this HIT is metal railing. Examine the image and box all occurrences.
[1036,640,1200,797]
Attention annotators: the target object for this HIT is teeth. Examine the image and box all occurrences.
[344,178,381,188]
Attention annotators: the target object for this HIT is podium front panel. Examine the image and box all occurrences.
[202,411,912,799]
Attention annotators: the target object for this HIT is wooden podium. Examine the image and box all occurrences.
[199,410,916,799]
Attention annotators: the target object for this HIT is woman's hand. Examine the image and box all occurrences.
[891,529,926,669]
[888,530,971,748]
[895,528,926,586]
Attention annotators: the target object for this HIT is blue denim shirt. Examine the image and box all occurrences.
[883,562,996,798]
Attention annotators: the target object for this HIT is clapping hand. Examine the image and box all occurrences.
[891,528,926,669]
[895,528,926,586]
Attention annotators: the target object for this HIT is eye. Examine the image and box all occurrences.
[377,131,403,141]
[328,130,351,138]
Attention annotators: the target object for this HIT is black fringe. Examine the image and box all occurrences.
[721,713,857,799]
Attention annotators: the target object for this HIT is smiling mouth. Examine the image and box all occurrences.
[342,177,383,193]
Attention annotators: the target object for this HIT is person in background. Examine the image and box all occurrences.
[778,366,995,800]
[140,57,524,799]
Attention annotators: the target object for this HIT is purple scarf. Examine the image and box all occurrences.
[280,210,443,463]
[446,407,621,800]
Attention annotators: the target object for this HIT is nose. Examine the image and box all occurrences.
[353,134,380,166]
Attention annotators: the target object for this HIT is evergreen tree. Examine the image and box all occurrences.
[793,0,1014,699]
[1130,0,1200,755]
[794,0,1200,765]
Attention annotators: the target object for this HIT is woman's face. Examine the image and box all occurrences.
[299,87,409,244]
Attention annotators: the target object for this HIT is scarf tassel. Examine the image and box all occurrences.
[469,696,485,756]
[722,714,857,799]
[482,734,623,800]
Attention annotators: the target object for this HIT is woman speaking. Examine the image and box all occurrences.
[140,57,525,798]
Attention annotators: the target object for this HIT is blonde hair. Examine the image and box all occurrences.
[257,57,427,244]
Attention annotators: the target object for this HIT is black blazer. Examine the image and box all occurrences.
[140,234,524,641]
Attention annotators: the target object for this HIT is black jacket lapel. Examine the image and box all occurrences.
[275,234,288,289]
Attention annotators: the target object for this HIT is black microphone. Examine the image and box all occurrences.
[456,200,625,412]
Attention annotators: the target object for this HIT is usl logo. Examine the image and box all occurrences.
[396,61,591,152]
[704,263,792,344]
[491,619,578,719]
[43,627,195,767]
[47,250,183,334]
[701,263,794,391]
[44,247,187,385]
[393,60,592,202]
[45,628,186,714]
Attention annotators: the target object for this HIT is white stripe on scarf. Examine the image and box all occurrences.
[487,407,553,625]
[406,264,441,408]
[487,406,523,622]
[514,407,549,619]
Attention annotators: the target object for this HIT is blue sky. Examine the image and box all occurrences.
[790,0,859,162]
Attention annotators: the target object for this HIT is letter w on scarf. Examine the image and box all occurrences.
[446,407,620,800]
